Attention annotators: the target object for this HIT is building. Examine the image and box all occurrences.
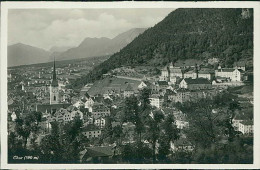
[138,81,151,89]
[80,146,118,163]
[94,117,106,129]
[233,61,246,71]
[232,114,248,130]
[215,67,244,82]
[124,83,134,98]
[183,70,197,79]
[198,70,214,80]
[238,120,253,134]
[149,94,164,108]
[169,89,207,103]
[174,113,189,129]
[82,124,102,138]
[179,78,212,90]
[169,63,184,79]
[159,62,184,84]
[170,138,194,152]
[92,103,110,119]
[159,66,169,81]
[50,58,60,105]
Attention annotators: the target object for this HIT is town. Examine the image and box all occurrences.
[8,56,253,163]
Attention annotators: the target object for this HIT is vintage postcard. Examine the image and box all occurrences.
[1,1,260,169]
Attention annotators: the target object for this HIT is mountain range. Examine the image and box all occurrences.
[8,28,146,67]
[71,8,253,89]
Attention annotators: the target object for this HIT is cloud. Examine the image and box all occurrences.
[8,8,174,50]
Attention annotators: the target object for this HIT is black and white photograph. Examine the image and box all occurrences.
[1,1,260,169]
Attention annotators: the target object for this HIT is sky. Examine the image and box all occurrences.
[8,8,174,50]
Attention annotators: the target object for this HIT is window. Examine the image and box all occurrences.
[54,96,56,101]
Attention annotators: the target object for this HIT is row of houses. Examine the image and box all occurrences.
[159,62,246,84]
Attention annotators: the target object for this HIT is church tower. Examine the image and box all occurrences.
[50,58,59,105]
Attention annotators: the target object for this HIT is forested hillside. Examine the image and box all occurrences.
[71,8,253,89]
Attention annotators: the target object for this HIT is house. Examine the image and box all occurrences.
[159,66,169,81]
[94,117,106,129]
[183,70,197,79]
[124,83,134,98]
[170,138,194,152]
[174,113,189,129]
[84,96,94,109]
[149,94,164,108]
[80,146,117,163]
[215,68,244,82]
[82,124,101,138]
[233,61,246,71]
[92,103,110,119]
[11,112,17,121]
[238,120,253,134]
[138,81,152,89]
[198,70,214,80]
[169,67,184,83]
[179,78,212,90]
[232,114,248,131]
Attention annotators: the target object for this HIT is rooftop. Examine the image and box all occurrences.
[82,124,100,132]
[183,78,211,85]
[240,120,253,126]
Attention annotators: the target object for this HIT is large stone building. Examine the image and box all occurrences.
[215,66,244,82]
[159,62,184,84]
[179,78,212,90]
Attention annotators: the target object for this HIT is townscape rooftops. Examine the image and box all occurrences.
[183,78,211,84]
[240,120,253,126]
[84,146,114,157]
[150,94,164,99]
[157,81,168,86]
[82,124,100,131]
[36,103,71,113]
[169,67,184,73]
[198,70,214,74]
[218,68,235,72]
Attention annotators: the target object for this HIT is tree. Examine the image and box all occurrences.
[139,88,151,111]
[14,111,42,148]
[158,114,180,161]
[113,125,123,145]
[124,96,144,142]
[145,110,164,163]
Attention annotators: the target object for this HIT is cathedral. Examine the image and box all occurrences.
[50,58,60,105]
[35,58,71,114]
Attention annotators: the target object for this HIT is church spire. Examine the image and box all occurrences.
[53,57,56,81]
[51,57,58,87]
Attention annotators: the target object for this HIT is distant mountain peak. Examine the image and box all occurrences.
[55,27,146,61]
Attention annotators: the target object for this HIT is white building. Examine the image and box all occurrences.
[149,94,164,108]
[11,112,17,121]
[215,68,243,82]
[238,120,253,134]
[94,117,106,129]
